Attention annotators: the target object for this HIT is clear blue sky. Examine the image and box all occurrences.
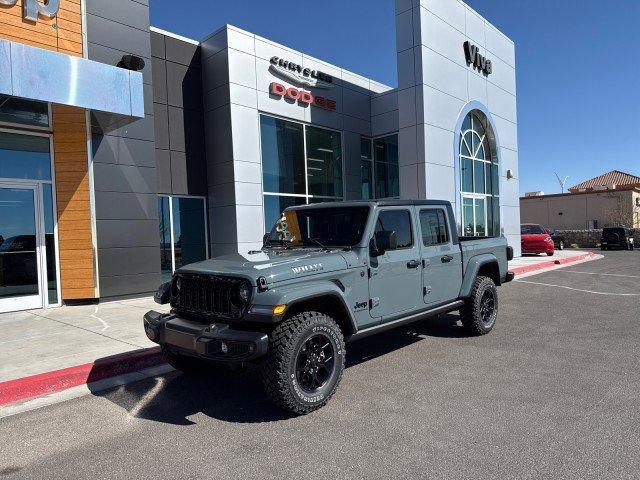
[151,0,640,195]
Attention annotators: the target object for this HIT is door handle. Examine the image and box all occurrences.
[406,260,421,269]
[441,255,454,263]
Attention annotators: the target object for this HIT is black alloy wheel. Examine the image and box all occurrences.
[479,290,496,327]
[295,333,335,394]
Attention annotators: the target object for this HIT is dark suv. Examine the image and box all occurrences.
[600,227,635,251]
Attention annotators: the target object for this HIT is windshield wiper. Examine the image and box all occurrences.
[303,238,329,250]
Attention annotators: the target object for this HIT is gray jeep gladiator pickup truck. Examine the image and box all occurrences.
[144,200,514,414]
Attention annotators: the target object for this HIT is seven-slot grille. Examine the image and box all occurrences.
[173,274,242,319]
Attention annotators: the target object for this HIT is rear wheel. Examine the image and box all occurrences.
[261,311,345,415]
[460,276,498,335]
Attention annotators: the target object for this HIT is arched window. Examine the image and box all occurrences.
[459,110,500,237]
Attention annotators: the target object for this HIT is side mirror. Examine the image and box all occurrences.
[154,281,172,305]
[370,230,398,257]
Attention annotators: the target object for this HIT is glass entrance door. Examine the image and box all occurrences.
[0,183,44,312]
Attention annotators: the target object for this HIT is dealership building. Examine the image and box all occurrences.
[0,0,519,313]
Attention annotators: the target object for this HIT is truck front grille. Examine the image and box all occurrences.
[172,274,243,319]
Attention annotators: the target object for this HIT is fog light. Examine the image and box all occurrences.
[145,327,156,341]
[273,304,287,315]
[220,342,228,354]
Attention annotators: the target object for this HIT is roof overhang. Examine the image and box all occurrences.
[0,39,144,130]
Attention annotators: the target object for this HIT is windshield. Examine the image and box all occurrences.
[521,224,545,234]
[266,206,370,248]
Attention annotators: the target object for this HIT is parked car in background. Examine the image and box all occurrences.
[545,228,566,250]
[521,224,555,256]
[600,227,634,251]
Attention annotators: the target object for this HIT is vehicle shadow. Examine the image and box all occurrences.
[91,313,469,425]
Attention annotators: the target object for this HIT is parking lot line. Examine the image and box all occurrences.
[554,270,640,279]
[514,279,640,296]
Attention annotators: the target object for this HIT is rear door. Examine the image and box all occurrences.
[368,207,422,319]
[418,207,462,306]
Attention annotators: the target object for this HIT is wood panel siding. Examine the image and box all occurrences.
[0,1,96,300]
[0,0,83,55]
[52,105,95,300]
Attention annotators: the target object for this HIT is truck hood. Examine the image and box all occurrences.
[177,248,349,285]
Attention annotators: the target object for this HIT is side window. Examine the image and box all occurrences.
[420,209,449,246]
[376,210,413,249]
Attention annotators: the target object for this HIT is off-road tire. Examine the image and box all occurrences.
[460,276,498,336]
[161,345,209,374]
[546,251,554,256]
[261,311,345,415]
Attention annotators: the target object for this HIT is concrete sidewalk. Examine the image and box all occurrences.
[508,249,596,276]
[0,297,168,383]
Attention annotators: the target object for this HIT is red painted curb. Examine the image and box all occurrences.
[0,347,164,407]
[511,252,596,276]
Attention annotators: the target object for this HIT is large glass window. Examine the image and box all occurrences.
[0,132,51,181]
[360,138,374,199]
[306,126,342,197]
[260,116,305,195]
[157,195,208,281]
[0,96,49,129]
[374,135,399,198]
[459,110,500,237]
[260,115,343,232]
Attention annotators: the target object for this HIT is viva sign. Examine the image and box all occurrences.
[463,41,492,76]
[0,0,60,22]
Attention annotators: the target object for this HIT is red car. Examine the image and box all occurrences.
[521,223,555,256]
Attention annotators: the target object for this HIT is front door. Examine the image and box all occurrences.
[368,208,422,320]
[0,183,45,312]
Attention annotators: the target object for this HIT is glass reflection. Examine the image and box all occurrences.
[172,197,207,270]
[0,132,51,181]
[158,197,172,282]
[260,116,305,195]
[305,126,342,197]
[0,188,39,299]
[43,184,58,304]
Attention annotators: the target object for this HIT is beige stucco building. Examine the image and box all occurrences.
[521,171,640,229]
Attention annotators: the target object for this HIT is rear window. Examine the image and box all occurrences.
[521,225,545,234]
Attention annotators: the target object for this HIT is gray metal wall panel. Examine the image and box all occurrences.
[97,220,158,249]
[86,14,151,60]
[86,0,150,32]
[87,0,160,297]
[152,31,207,198]
[98,247,161,277]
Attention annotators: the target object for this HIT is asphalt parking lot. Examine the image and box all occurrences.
[1,249,639,479]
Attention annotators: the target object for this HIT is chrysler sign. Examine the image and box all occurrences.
[269,56,333,89]
[463,41,492,76]
[0,0,60,22]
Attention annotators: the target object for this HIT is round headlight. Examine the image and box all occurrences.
[231,280,252,307]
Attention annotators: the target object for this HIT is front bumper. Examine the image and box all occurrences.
[143,311,268,362]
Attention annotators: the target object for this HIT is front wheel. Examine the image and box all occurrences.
[460,276,498,335]
[546,251,554,256]
[261,311,345,415]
